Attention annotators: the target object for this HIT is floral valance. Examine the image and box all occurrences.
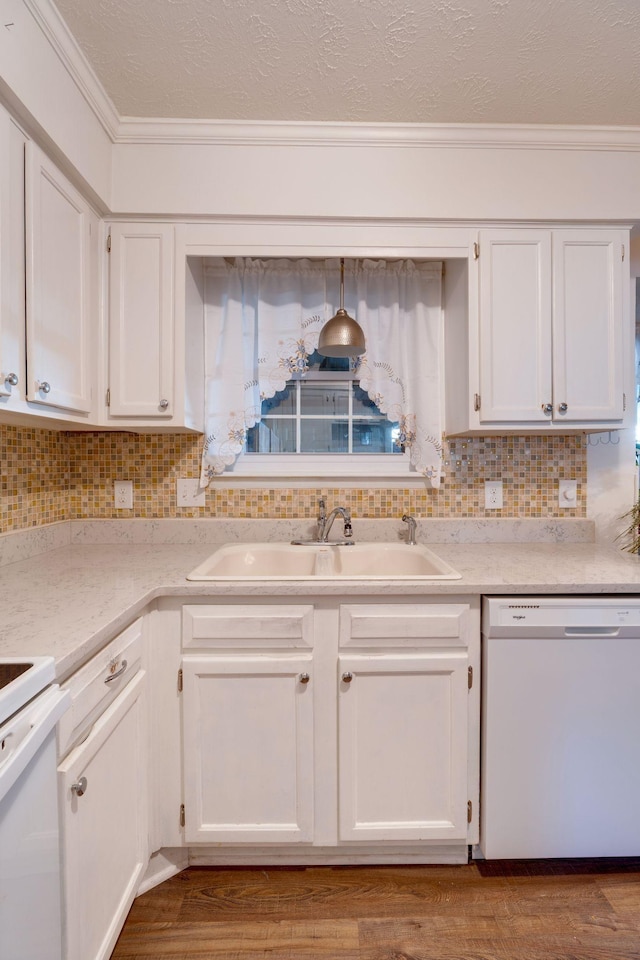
[200,257,443,487]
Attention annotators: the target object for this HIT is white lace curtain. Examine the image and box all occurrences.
[200,257,444,487]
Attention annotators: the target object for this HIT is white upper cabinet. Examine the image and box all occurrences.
[107,223,175,419]
[445,227,628,434]
[25,142,93,415]
[0,104,24,402]
[477,230,553,423]
[552,230,624,423]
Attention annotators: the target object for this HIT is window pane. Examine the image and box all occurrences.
[300,419,348,453]
[300,382,349,416]
[352,384,385,418]
[246,419,296,453]
[353,420,402,454]
[261,384,296,416]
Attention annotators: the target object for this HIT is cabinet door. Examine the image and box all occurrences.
[182,655,314,843]
[0,104,23,400]
[25,143,92,413]
[478,230,552,423]
[58,671,147,960]
[108,223,174,418]
[338,653,469,842]
[552,229,625,423]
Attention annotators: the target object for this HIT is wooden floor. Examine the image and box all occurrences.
[111,859,640,959]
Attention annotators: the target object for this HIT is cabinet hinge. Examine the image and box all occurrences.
[467,800,473,824]
[468,666,473,690]
[473,242,479,260]
[622,243,625,262]
[178,668,183,693]
[106,232,111,253]
[105,388,110,407]
[623,392,627,412]
[473,393,481,412]
[180,804,185,828]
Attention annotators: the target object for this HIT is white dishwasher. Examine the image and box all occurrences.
[480,596,640,859]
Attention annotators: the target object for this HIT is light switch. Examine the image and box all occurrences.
[177,478,206,507]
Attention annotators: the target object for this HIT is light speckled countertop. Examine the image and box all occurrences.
[2,536,640,682]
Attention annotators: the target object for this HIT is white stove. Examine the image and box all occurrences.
[0,655,69,960]
[0,655,56,724]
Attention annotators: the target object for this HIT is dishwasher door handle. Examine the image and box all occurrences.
[563,627,621,637]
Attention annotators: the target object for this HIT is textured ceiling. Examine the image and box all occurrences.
[53,0,640,125]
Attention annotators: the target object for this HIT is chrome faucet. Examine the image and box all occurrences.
[317,499,353,542]
[402,514,417,545]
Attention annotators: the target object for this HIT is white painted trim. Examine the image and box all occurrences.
[221,452,417,481]
[23,0,120,140]
[19,3,640,154]
[114,118,640,151]
[136,848,189,896]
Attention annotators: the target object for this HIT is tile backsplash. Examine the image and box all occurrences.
[0,424,586,534]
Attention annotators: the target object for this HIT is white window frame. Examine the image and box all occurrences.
[228,366,416,482]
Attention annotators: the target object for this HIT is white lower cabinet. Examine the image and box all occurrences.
[180,598,479,857]
[338,652,469,842]
[182,655,314,843]
[57,619,148,960]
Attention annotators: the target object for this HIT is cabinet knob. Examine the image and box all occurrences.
[159,399,169,410]
[4,372,18,386]
[341,672,353,683]
[38,380,51,394]
[541,403,553,415]
[558,402,568,414]
[299,672,310,684]
[71,776,87,798]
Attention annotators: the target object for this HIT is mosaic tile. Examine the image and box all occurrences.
[0,425,587,533]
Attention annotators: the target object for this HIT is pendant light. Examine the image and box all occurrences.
[318,258,366,357]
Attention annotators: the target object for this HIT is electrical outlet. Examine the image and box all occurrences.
[177,478,206,508]
[485,480,503,510]
[114,480,133,509]
[558,479,577,509]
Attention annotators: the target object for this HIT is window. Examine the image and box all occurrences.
[245,352,402,457]
[200,257,444,487]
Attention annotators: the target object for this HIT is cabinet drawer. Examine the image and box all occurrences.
[340,603,471,649]
[57,617,144,758]
[182,604,314,650]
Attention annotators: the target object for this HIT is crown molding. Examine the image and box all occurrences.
[113,118,640,151]
[25,0,640,153]
[24,0,120,140]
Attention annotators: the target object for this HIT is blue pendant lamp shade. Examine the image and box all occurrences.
[318,258,366,357]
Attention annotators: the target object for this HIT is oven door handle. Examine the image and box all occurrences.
[0,687,70,804]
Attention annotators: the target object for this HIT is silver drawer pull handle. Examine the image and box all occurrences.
[104,659,128,683]
[341,672,353,683]
[4,372,18,386]
[541,402,552,415]
[299,672,310,684]
[38,380,51,394]
[558,402,568,413]
[71,776,87,797]
[159,399,169,409]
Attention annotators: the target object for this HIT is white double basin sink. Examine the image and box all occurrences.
[187,541,461,581]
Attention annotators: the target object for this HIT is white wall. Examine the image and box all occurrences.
[111,135,640,221]
[0,0,112,209]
